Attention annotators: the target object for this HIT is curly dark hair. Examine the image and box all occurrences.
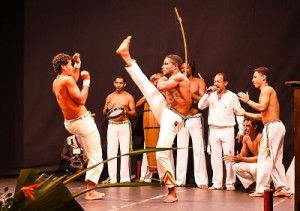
[52,53,72,73]
[244,116,260,133]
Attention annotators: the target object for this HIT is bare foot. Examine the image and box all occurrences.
[163,187,178,203]
[116,36,133,67]
[85,190,105,200]
[163,194,178,203]
[199,184,208,189]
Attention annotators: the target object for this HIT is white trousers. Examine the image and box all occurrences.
[232,162,257,189]
[255,121,290,193]
[176,114,208,186]
[140,143,175,182]
[209,126,236,188]
[125,62,182,188]
[64,115,103,184]
[125,62,166,123]
[140,151,153,182]
[107,121,131,183]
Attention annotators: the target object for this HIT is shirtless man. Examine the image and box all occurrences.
[236,67,291,197]
[116,36,192,203]
[52,53,104,200]
[223,117,261,190]
[176,60,208,189]
[103,75,136,183]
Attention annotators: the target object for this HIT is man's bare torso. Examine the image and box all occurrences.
[53,75,87,120]
[244,132,261,156]
[106,91,132,121]
[189,77,204,115]
[260,86,280,125]
[162,74,192,116]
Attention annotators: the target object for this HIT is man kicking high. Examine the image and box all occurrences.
[116,36,192,203]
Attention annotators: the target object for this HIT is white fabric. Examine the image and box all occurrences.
[176,114,208,187]
[255,121,291,193]
[156,108,183,187]
[198,91,243,189]
[232,162,257,189]
[125,62,166,123]
[198,92,244,134]
[140,151,153,182]
[125,62,181,188]
[107,121,131,183]
[64,115,103,184]
[140,143,175,182]
[209,126,236,188]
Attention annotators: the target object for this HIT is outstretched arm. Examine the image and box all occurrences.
[238,87,271,112]
[235,108,262,121]
[136,96,146,108]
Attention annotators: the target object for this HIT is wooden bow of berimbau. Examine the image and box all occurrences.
[174,7,188,76]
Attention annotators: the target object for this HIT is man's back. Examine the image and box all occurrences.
[53,75,87,120]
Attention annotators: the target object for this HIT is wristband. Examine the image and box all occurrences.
[246,99,250,103]
[74,62,81,69]
[83,79,90,87]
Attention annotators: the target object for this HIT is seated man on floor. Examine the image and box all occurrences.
[223,117,261,190]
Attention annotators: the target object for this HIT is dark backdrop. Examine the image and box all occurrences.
[1,0,299,177]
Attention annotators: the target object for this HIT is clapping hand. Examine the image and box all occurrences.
[237,91,250,103]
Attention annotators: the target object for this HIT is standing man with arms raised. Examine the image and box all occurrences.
[176,60,208,189]
[236,67,291,197]
[198,73,244,191]
[116,36,192,203]
[103,75,136,184]
[52,53,105,200]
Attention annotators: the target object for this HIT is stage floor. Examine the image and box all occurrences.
[0,176,293,211]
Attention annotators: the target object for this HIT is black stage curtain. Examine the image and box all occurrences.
[1,0,299,177]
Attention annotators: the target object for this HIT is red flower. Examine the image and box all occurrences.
[21,183,40,200]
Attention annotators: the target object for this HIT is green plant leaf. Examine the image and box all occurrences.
[11,169,83,211]
[7,147,185,211]
[63,147,176,184]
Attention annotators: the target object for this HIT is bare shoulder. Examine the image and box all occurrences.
[56,75,74,87]
[261,85,275,93]
[192,77,206,86]
[106,92,114,100]
[256,132,263,140]
[124,91,135,99]
[242,135,250,145]
[172,72,186,81]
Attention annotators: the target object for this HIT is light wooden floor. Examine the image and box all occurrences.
[0,176,294,211]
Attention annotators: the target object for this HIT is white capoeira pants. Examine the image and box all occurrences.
[64,113,103,184]
[209,125,236,188]
[107,120,131,183]
[232,162,257,189]
[125,62,183,188]
[140,150,153,182]
[255,120,290,193]
[140,143,175,182]
[176,114,208,187]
